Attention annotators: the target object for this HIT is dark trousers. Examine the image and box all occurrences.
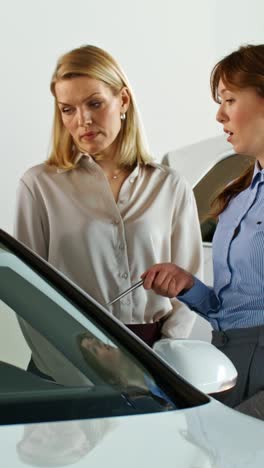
[126,322,162,347]
[212,326,264,409]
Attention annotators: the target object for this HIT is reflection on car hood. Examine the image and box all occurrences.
[1,399,264,468]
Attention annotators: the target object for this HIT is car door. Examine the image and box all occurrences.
[0,229,208,427]
[2,232,264,468]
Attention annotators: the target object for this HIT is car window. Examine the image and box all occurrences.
[0,233,208,425]
[193,154,253,243]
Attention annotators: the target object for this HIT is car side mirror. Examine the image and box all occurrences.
[153,339,237,394]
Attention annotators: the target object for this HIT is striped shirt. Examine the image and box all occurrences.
[180,162,264,331]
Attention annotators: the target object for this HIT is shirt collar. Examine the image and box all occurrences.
[56,152,94,173]
[56,152,155,176]
[250,160,264,188]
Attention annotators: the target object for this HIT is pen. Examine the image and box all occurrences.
[106,279,144,306]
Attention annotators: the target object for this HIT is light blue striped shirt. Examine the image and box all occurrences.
[179,162,264,331]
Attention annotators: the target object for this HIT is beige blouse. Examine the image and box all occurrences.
[14,154,203,339]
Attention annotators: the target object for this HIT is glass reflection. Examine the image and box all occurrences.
[16,419,118,466]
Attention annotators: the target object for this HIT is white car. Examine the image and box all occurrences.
[163,134,253,340]
[0,229,263,468]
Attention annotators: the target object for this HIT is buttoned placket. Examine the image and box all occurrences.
[217,177,261,299]
[114,168,140,322]
[88,159,139,323]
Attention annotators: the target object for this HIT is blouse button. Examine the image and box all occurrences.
[122,273,128,279]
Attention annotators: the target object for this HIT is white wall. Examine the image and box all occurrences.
[213,0,264,57]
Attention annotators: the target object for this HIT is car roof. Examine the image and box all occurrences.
[162,134,235,187]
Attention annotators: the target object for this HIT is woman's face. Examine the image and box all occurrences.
[81,336,121,369]
[55,76,130,158]
[216,79,264,162]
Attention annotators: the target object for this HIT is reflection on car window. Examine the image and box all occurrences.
[0,299,31,369]
[194,154,253,242]
[0,243,177,424]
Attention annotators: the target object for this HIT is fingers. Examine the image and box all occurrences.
[153,275,179,298]
[141,268,158,289]
[141,263,194,298]
[141,264,169,289]
[167,277,178,298]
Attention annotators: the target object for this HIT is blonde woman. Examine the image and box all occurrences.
[15,45,202,356]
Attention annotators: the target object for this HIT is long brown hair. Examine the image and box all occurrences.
[210,44,264,217]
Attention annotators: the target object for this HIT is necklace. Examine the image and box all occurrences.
[95,161,129,181]
[108,168,126,180]
[112,171,122,179]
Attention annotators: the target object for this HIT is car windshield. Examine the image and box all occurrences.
[0,230,208,425]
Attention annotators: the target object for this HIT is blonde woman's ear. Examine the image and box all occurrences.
[120,87,130,110]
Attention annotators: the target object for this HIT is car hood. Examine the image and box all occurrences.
[1,398,264,468]
[162,134,234,188]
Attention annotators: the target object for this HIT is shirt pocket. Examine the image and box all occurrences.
[255,219,264,231]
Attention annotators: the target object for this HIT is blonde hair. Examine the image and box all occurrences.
[47,45,152,169]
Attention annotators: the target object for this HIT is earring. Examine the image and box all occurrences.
[120,113,126,121]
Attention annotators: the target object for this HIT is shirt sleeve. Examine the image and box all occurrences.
[160,181,204,339]
[178,277,220,318]
[14,179,49,260]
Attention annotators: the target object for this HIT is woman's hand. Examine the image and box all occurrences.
[141,263,194,298]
